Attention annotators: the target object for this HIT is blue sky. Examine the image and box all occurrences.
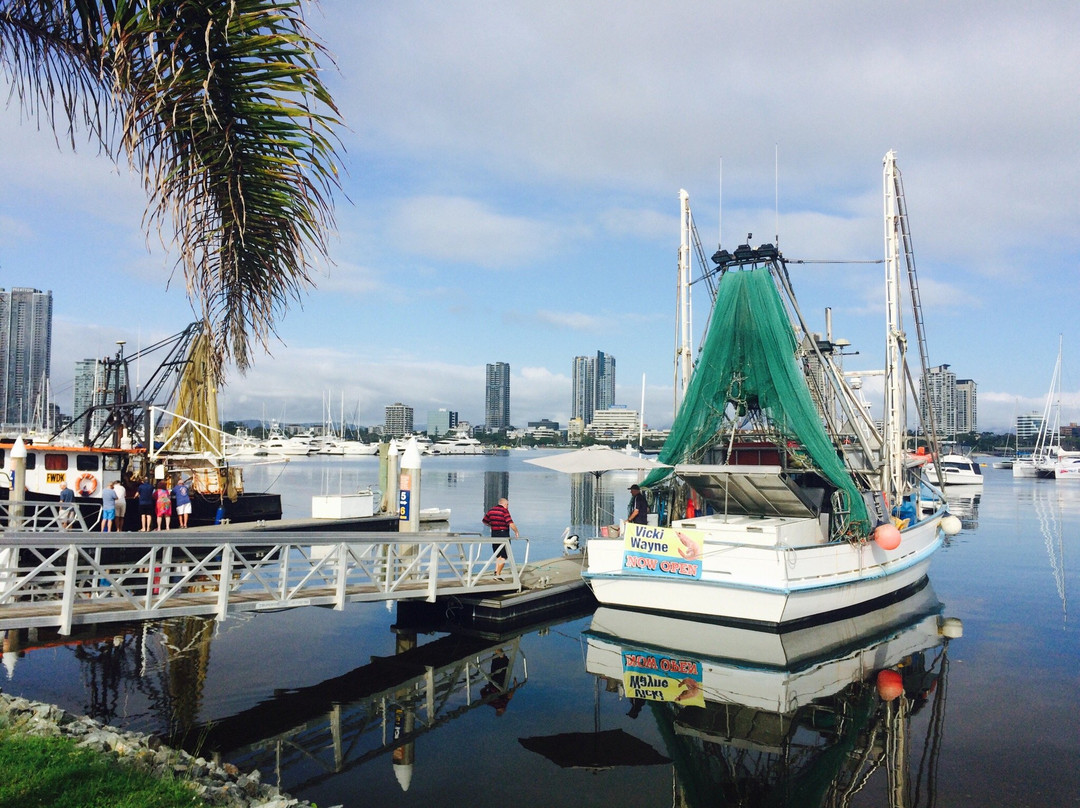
[1,1,1078,432]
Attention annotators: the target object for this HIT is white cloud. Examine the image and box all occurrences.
[386,196,563,268]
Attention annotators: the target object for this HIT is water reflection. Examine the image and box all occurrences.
[569,474,617,530]
[483,470,509,511]
[3,616,218,741]
[186,620,536,794]
[945,491,980,530]
[583,585,960,807]
[1034,484,1070,623]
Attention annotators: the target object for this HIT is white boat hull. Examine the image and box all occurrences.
[1054,452,1080,481]
[584,514,944,627]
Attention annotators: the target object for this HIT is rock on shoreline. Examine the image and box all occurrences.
[0,692,337,808]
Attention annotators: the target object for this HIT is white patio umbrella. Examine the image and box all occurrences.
[525,446,668,532]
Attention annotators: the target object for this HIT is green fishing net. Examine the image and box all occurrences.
[645,266,870,533]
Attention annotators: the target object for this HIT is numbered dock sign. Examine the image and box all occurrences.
[398,473,412,521]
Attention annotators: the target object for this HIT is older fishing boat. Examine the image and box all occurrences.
[583,152,956,627]
[1,323,281,529]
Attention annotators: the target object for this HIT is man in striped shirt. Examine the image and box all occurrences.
[482,498,519,578]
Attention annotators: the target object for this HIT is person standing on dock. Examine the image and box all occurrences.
[482,498,519,579]
[100,481,117,532]
[137,477,155,531]
[173,478,192,528]
[154,480,172,531]
[112,480,127,532]
[58,482,75,529]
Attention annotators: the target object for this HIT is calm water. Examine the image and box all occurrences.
[3,454,1078,807]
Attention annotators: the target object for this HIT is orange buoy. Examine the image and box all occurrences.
[686,498,696,518]
[874,523,901,550]
[877,669,904,701]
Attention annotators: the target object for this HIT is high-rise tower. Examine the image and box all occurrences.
[0,287,53,429]
[571,351,615,426]
[485,362,510,430]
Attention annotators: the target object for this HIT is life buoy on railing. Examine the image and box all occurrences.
[76,473,98,495]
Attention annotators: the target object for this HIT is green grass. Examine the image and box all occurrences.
[0,730,208,808]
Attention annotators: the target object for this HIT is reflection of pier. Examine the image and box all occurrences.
[0,531,527,634]
[195,632,528,793]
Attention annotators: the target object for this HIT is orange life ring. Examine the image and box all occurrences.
[76,473,98,495]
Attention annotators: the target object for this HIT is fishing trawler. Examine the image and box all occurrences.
[583,152,956,626]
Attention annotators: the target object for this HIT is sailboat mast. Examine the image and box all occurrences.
[639,373,645,449]
[883,151,907,505]
[675,189,694,417]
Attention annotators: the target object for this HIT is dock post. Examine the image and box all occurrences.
[9,437,26,530]
[59,544,79,635]
[399,439,422,590]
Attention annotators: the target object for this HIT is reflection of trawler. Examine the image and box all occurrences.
[585,586,962,807]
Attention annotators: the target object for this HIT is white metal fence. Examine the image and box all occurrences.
[0,528,526,634]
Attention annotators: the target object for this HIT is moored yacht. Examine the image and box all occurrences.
[429,435,485,455]
[923,453,984,486]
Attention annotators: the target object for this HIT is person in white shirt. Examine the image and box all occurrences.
[112,480,127,532]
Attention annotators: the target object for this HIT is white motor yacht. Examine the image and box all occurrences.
[923,453,984,486]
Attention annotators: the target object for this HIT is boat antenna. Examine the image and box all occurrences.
[718,157,723,248]
[774,143,780,248]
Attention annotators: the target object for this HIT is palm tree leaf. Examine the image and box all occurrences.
[0,0,343,376]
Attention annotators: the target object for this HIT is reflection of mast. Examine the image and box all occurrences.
[1036,489,1068,623]
[161,617,216,742]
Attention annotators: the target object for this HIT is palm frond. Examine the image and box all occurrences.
[0,0,343,377]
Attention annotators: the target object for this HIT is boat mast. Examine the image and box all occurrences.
[675,189,694,417]
[883,151,906,505]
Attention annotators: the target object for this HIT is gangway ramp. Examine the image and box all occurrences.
[0,531,526,634]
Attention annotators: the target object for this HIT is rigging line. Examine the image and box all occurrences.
[788,259,885,264]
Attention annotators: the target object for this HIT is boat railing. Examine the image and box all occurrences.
[0,500,97,533]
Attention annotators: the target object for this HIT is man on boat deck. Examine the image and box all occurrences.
[482,498,519,578]
[628,484,649,525]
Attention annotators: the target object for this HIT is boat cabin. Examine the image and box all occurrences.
[0,440,142,502]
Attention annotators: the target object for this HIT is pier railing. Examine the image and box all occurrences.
[0,530,526,634]
[0,500,97,532]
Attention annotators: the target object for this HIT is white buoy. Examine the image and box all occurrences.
[940,514,962,536]
[940,616,964,638]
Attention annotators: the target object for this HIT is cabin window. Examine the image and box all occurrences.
[75,455,99,472]
[44,454,69,471]
[24,454,35,470]
[104,455,121,471]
